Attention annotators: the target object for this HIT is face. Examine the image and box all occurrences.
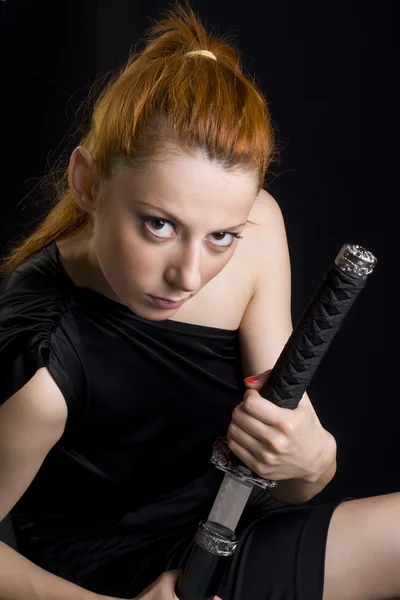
[87,150,258,320]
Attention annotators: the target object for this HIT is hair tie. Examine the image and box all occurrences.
[185,50,217,61]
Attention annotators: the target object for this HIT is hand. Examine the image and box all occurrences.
[227,370,337,483]
[133,570,222,600]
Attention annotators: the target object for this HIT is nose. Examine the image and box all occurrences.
[164,243,202,293]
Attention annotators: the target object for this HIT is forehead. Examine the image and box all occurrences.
[111,152,258,224]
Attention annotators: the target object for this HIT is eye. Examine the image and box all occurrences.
[208,232,243,248]
[143,217,176,239]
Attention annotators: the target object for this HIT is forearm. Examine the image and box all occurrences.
[269,456,337,504]
[0,541,117,600]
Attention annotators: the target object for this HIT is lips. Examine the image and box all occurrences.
[148,295,188,310]
[157,296,187,303]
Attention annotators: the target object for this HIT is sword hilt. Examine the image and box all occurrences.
[211,243,377,489]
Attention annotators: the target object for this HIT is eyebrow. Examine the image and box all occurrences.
[135,201,247,231]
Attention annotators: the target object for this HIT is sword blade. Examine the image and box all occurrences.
[207,472,253,532]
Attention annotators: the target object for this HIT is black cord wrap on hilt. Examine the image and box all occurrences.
[261,262,368,409]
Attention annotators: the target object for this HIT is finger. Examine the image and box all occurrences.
[230,409,276,444]
[163,570,182,598]
[227,437,277,479]
[241,390,290,428]
[135,570,181,599]
[244,368,271,389]
[229,420,283,459]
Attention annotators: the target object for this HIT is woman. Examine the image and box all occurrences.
[0,3,398,599]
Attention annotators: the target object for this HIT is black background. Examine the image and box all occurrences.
[0,0,398,503]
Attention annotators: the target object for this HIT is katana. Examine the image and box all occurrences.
[176,243,377,600]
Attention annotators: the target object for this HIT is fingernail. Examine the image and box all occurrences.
[244,375,259,384]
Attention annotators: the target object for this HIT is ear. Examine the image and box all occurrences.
[68,146,97,213]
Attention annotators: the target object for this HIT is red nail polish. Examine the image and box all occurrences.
[244,375,259,384]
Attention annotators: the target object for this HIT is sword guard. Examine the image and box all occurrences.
[210,437,278,490]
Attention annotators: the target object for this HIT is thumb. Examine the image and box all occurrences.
[244,368,272,391]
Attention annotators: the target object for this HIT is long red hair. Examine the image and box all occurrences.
[1,1,275,276]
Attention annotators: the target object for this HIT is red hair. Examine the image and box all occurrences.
[1,0,275,275]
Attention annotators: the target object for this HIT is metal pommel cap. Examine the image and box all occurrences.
[335,244,377,279]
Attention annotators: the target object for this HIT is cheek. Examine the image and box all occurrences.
[95,218,160,284]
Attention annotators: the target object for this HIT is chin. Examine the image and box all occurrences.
[140,308,178,322]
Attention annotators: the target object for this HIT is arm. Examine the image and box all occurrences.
[265,453,337,504]
[0,368,116,600]
[238,190,337,504]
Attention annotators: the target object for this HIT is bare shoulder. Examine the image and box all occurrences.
[237,188,288,292]
[239,189,292,375]
[250,187,284,222]
[245,188,286,252]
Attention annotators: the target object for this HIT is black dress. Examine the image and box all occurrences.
[0,241,346,600]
